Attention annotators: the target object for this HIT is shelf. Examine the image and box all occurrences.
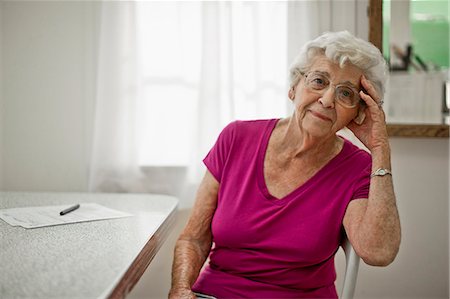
[387,124,449,138]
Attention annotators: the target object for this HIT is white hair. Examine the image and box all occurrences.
[289,31,388,96]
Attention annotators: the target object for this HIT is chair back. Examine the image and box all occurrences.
[340,237,360,299]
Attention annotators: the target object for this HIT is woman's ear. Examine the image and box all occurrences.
[288,87,295,101]
[353,105,366,125]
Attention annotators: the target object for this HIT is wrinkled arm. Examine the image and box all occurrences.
[169,170,219,298]
[343,145,401,266]
[345,75,401,266]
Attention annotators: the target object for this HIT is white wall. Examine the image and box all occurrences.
[1,1,97,191]
[0,2,448,299]
[0,2,3,190]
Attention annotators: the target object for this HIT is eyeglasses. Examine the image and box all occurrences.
[303,72,361,108]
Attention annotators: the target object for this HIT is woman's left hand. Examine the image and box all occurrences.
[347,75,389,152]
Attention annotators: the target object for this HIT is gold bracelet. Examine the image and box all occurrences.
[371,168,392,178]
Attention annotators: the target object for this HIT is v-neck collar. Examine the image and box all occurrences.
[256,118,348,205]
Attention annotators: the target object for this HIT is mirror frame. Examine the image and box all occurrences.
[368,0,449,138]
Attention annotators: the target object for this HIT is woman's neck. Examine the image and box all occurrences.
[273,117,343,163]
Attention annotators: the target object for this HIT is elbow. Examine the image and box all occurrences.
[360,242,400,267]
[362,252,396,267]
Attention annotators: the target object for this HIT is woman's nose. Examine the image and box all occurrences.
[318,87,335,108]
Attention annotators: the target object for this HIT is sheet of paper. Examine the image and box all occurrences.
[0,203,132,229]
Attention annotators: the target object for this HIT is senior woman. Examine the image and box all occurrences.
[169,31,401,299]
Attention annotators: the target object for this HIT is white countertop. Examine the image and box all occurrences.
[0,191,178,299]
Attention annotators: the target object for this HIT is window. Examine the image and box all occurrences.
[135,2,288,166]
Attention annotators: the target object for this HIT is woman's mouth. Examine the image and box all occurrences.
[308,110,332,122]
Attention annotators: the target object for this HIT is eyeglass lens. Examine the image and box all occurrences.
[305,72,360,107]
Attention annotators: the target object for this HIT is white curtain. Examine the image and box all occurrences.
[89,2,147,193]
[89,1,365,206]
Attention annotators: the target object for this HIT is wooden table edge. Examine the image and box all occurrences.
[107,208,178,299]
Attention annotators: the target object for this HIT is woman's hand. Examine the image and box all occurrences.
[347,75,389,152]
[168,287,197,299]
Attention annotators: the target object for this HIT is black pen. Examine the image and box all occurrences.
[60,204,80,216]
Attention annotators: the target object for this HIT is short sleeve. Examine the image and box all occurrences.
[351,163,371,200]
[203,121,236,182]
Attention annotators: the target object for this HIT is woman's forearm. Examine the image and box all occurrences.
[357,145,401,265]
[170,171,219,297]
[171,237,211,292]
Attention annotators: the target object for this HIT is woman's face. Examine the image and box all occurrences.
[290,54,364,138]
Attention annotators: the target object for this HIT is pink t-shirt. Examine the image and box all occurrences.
[192,119,371,298]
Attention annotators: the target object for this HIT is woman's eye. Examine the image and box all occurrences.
[337,88,355,104]
[310,77,327,87]
[313,78,324,84]
[341,90,351,97]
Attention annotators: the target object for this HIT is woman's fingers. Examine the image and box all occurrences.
[361,75,378,97]
[359,90,387,126]
[359,90,381,108]
[360,75,383,107]
[359,76,387,124]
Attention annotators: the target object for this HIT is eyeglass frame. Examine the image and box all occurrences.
[298,71,364,109]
